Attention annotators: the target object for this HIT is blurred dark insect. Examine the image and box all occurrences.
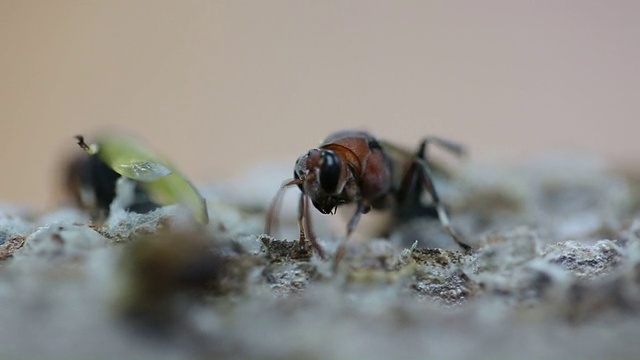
[64,152,159,221]
[65,134,208,224]
[116,231,225,332]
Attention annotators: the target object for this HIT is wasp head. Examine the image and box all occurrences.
[293,149,349,214]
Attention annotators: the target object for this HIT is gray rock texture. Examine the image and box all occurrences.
[1,155,639,359]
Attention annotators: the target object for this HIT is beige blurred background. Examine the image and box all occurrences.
[1,1,639,209]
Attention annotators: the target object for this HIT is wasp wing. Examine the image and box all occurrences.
[96,136,173,182]
[94,135,208,224]
[141,171,209,225]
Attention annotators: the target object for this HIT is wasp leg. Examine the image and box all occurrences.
[296,192,307,245]
[300,194,327,259]
[332,202,369,272]
[414,157,472,253]
[395,136,466,221]
[395,159,437,220]
[417,136,466,159]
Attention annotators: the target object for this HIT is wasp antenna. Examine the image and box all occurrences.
[75,135,96,154]
[265,178,304,235]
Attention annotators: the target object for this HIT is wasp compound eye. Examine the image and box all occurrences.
[319,151,341,194]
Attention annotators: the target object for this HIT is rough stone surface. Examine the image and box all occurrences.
[1,156,640,359]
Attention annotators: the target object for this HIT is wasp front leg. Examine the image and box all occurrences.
[332,202,370,271]
[298,194,326,259]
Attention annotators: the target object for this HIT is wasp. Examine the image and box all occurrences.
[68,135,208,224]
[64,147,160,221]
[265,130,472,268]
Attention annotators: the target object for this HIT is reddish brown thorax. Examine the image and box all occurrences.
[319,130,392,201]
